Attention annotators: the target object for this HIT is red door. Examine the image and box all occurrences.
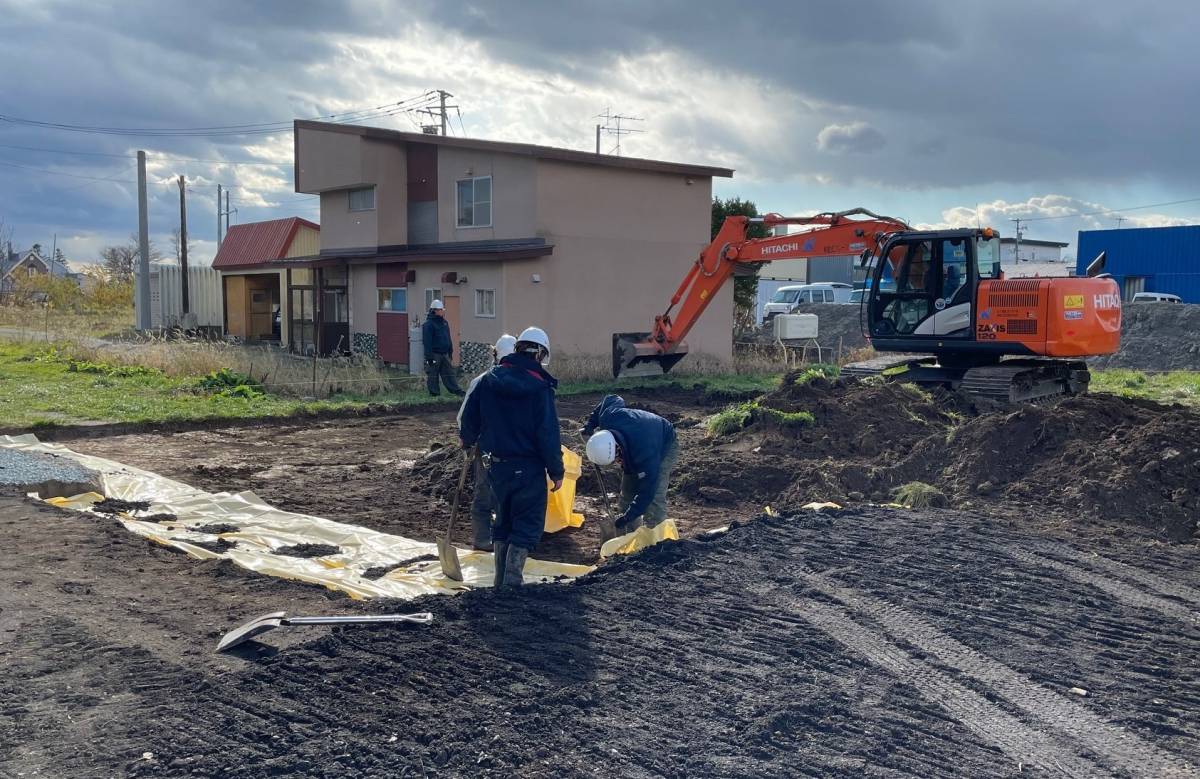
[376,264,409,364]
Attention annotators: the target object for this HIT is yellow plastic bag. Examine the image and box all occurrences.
[599,519,679,558]
[544,446,585,533]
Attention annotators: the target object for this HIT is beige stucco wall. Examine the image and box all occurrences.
[349,264,377,336]
[436,147,537,243]
[524,159,732,365]
[299,129,407,252]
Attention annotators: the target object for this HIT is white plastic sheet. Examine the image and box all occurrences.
[1,435,593,599]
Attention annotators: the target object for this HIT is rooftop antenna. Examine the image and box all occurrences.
[595,107,645,156]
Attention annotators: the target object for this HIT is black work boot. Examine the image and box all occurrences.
[493,543,510,588]
[503,546,529,588]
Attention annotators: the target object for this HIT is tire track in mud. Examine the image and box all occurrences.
[1008,548,1198,625]
[1023,540,1200,606]
[762,592,1107,777]
[801,573,1198,778]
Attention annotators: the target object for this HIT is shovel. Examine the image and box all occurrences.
[437,447,474,581]
[217,611,433,653]
[591,462,620,544]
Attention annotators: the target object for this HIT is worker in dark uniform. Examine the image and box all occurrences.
[459,327,563,588]
[457,333,517,551]
[583,395,678,534]
[422,299,463,397]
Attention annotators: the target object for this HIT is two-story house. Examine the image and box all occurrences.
[287,119,734,374]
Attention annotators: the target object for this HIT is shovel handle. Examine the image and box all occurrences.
[285,613,434,626]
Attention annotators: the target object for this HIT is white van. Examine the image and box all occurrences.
[1131,292,1182,304]
[762,283,854,321]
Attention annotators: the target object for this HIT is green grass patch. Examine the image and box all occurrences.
[0,339,784,429]
[1090,370,1200,406]
[706,400,814,436]
[892,481,948,509]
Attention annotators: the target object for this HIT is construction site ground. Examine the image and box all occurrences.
[3,381,1200,777]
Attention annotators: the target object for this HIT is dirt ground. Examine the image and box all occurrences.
[4,382,1200,776]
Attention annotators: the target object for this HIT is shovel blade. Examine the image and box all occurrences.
[217,611,286,653]
[437,537,464,582]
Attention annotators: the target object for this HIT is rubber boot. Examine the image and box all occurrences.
[503,545,529,588]
[493,542,510,588]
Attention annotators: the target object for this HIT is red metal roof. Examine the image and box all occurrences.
[212,217,319,269]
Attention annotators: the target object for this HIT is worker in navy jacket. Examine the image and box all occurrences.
[421,300,463,397]
[460,327,563,588]
[583,395,678,533]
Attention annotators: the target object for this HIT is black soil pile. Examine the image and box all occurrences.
[409,444,473,501]
[1091,302,1200,371]
[92,497,152,515]
[361,554,439,580]
[272,543,340,558]
[692,373,1199,541]
[193,523,239,535]
[171,536,238,554]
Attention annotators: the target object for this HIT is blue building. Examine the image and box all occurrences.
[1076,225,1200,302]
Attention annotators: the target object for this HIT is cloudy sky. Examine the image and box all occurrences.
[3,0,1199,266]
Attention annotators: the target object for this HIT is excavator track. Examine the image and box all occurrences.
[959,360,1090,404]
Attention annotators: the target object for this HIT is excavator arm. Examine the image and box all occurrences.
[614,208,910,377]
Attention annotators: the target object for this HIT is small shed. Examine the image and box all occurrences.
[212,218,320,347]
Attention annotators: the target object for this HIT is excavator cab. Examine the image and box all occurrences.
[865,229,994,343]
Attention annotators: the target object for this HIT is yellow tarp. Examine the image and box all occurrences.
[544,446,585,533]
[3,435,593,600]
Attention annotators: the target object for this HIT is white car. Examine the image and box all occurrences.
[1131,292,1182,304]
[762,283,854,321]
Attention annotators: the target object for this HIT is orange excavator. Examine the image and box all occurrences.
[613,208,1122,402]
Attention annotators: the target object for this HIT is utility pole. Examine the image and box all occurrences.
[177,175,190,316]
[1010,217,1025,265]
[216,183,223,248]
[136,150,151,330]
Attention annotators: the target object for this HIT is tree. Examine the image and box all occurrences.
[170,227,193,264]
[100,234,159,283]
[711,197,768,332]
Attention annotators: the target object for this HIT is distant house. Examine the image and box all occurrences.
[289,120,734,370]
[212,218,320,349]
[0,245,79,300]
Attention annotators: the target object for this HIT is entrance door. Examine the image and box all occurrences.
[442,293,462,366]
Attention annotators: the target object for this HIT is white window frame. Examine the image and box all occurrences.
[377,287,407,313]
[348,186,376,212]
[474,288,496,318]
[424,287,442,311]
[455,175,492,228]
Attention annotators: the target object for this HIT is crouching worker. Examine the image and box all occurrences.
[583,395,678,535]
[457,333,517,551]
[459,327,563,588]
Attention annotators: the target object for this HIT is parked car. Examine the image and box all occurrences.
[1131,292,1182,304]
[762,283,854,322]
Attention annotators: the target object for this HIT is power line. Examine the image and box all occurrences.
[0,92,440,138]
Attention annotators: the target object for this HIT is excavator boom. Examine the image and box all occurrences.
[613,209,909,377]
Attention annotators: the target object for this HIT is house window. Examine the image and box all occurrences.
[377,288,407,312]
[424,288,442,311]
[348,186,375,212]
[475,288,496,318]
[456,176,492,228]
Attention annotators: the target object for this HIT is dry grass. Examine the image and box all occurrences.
[25,335,419,399]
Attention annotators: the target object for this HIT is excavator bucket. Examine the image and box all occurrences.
[612,332,688,379]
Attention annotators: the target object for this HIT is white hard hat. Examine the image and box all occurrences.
[494,334,517,359]
[586,430,618,466]
[430,299,444,310]
[515,326,551,363]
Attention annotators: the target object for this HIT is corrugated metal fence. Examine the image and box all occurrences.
[137,264,223,329]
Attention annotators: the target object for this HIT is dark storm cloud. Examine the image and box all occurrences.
[1,0,1199,259]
